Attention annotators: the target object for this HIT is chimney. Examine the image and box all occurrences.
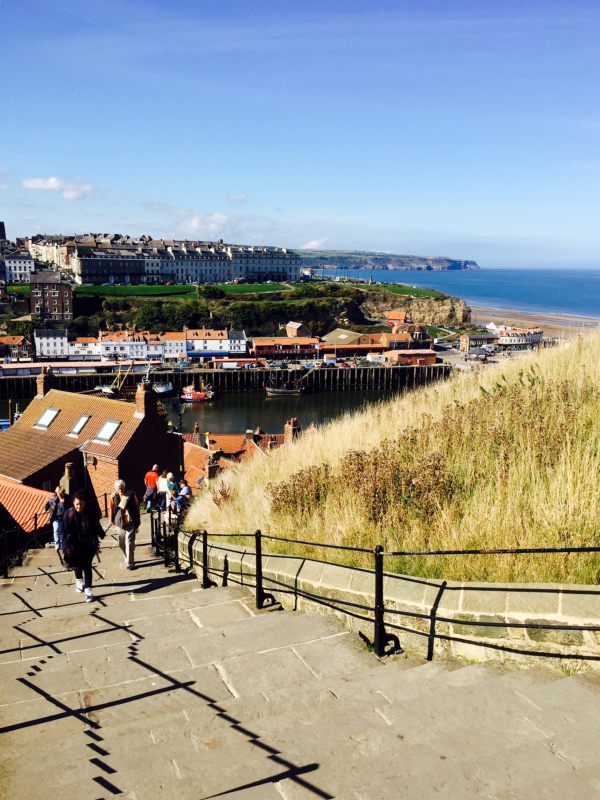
[284,417,301,445]
[60,462,75,495]
[204,431,211,450]
[245,429,256,443]
[206,451,219,480]
[35,366,55,398]
[134,381,157,418]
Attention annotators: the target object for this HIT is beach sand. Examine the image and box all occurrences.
[470,305,600,337]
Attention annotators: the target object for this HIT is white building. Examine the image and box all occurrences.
[228,330,248,355]
[3,252,34,283]
[495,326,543,348]
[161,332,187,361]
[68,337,101,360]
[99,331,164,362]
[185,329,230,358]
[34,329,69,359]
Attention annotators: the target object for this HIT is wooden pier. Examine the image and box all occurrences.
[0,364,451,400]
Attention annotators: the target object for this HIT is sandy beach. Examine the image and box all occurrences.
[470,305,600,337]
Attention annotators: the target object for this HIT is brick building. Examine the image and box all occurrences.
[30,270,73,322]
[0,370,180,501]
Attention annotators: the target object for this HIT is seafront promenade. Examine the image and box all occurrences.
[2,515,600,797]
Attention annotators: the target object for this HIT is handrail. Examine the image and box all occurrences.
[178,527,600,663]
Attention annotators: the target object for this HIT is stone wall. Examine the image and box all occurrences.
[179,535,600,669]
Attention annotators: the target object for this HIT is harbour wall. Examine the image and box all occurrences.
[0,363,451,400]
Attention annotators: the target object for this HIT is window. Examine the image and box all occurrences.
[95,420,121,443]
[70,415,90,436]
[34,408,60,429]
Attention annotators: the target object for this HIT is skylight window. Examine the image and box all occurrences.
[95,420,121,443]
[70,415,90,436]
[34,408,59,430]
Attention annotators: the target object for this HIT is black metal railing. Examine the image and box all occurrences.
[177,529,600,662]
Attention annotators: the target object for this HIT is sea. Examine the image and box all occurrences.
[322,268,600,320]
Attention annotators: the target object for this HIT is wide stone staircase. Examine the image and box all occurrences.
[1,516,600,799]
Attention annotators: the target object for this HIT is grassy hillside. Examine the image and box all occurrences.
[187,334,600,584]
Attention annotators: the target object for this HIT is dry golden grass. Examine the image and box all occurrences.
[187,335,600,583]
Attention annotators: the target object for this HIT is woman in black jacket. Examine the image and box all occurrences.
[63,492,105,603]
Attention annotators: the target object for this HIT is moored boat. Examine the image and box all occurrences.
[154,381,175,397]
[181,383,215,402]
[265,384,305,396]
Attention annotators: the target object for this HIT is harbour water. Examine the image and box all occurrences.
[323,267,600,319]
[1,390,395,436]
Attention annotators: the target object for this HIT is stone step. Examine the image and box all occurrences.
[494,763,600,800]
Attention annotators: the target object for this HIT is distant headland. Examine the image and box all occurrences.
[298,249,479,271]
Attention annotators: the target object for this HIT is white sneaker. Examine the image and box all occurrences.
[84,588,94,603]
[75,579,84,593]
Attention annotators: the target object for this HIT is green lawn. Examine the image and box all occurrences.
[215,282,291,294]
[74,282,291,298]
[7,284,31,297]
[363,283,443,298]
[75,284,198,298]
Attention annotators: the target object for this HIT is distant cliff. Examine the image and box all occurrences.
[298,249,479,271]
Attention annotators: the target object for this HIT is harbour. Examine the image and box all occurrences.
[0,363,450,401]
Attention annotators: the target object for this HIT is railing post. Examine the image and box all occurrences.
[103,493,108,518]
[173,522,181,573]
[255,529,265,609]
[427,581,447,661]
[202,530,211,588]
[162,520,168,567]
[373,545,386,657]
[1,533,8,579]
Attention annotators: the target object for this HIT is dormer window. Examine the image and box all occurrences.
[70,415,91,436]
[34,408,59,430]
[95,420,121,443]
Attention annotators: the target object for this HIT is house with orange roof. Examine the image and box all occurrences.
[0,335,32,360]
[182,419,299,490]
[386,308,411,326]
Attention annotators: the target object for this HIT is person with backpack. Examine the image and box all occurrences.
[44,486,71,552]
[62,491,105,603]
[110,479,140,570]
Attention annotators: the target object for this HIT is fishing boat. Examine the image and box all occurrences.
[181,382,215,402]
[265,384,305,397]
[96,362,133,398]
[153,381,175,398]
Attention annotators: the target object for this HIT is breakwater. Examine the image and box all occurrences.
[0,363,451,400]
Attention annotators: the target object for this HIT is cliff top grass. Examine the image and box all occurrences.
[187,333,600,585]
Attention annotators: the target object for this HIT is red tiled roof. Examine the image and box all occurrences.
[0,336,25,345]
[0,479,53,533]
[186,329,227,340]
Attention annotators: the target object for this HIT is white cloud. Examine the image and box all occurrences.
[301,236,328,249]
[179,211,230,236]
[21,176,94,200]
[227,193,248,204]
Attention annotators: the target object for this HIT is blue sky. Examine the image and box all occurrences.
[1,0,600,267]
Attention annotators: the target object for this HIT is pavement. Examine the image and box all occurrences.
[1,514,600,799]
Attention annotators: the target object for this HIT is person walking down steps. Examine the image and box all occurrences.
[62,492,105,603]
[110,479,141,570]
